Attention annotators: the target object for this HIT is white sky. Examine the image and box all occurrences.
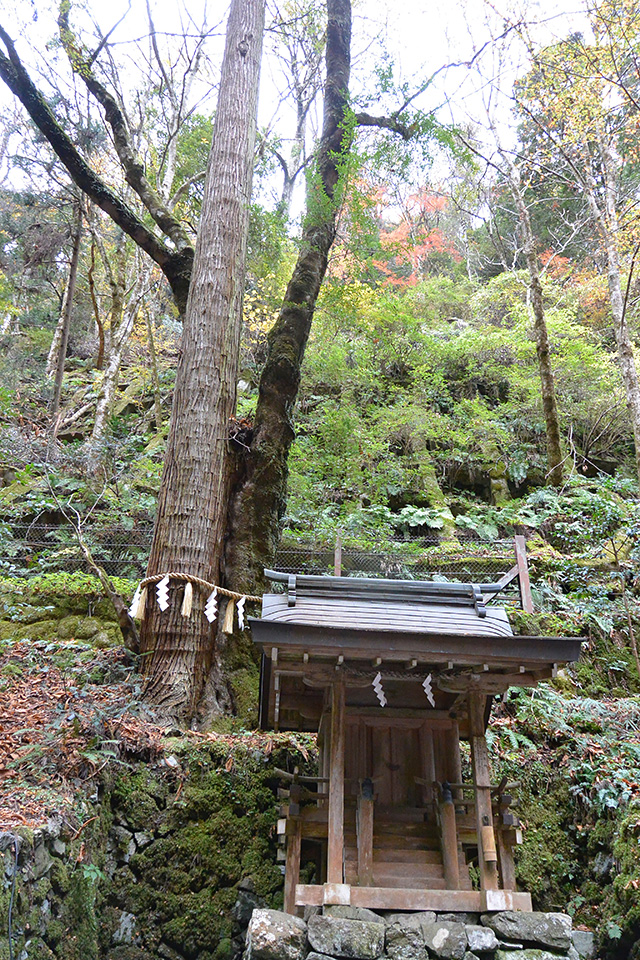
[0,0,593,204]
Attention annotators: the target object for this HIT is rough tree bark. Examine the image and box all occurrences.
[138,0,265,719]
[222,0,352,603]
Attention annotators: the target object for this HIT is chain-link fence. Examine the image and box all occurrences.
[1,521,524,604]
[1,522,153,579]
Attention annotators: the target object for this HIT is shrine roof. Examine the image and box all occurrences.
[250,571,582,732]
[249,569,581,666]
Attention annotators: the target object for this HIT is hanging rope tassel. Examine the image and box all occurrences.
[181,582,193,618]
[223,598,235,634]
[130,585,148,620]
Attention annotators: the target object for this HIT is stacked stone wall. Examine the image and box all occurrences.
[244,907,596,960]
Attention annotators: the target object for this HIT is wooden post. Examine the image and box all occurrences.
[327,679,346,884]
[468,692,499,891]
[334,534,342,577]
[496,826,516,892]
[284,819,302,914]
[439,786,460,890]
[445,722,463,803]
[514,535,533,613]
[357,780,374,886]
[419,725,436,810]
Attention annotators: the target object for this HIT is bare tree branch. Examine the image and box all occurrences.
[0,23,194,313]
[354,111,416,139]
[58,5,191,251]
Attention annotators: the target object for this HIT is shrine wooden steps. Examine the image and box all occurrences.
[343,806,473,891]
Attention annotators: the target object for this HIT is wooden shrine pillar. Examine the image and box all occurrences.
[439,783,460,889]
[357,779,374,886]
[445,721,463,802]
[469,692,499,891]
[284,819,302,914]
[327,679,346,884]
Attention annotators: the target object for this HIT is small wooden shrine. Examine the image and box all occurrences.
[249,544,581,916]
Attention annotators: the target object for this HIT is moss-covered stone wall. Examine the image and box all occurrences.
[0,738,315,960]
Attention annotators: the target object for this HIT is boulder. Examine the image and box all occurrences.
[438,914,480,926]
[384,912,436,928]
[112,911,137,945]
[482,912,572,952]
[308,915,385,959]
[31,833,52,880]
[233,886,266,929]
[495,952,565,960]
[422,921,468,960]
[325,906,383,924]
[108,826,136,864]
[571,931,596,959]
[245,909,308,960]
[134,831,153,850]
[385,920,428,960]
[466,926,499,953]
[307,954,335,960]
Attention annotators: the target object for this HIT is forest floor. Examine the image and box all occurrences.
[0,635,299,830]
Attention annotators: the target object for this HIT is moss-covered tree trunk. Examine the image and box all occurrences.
[505,165,563,487]
[139,0,265,720]
[48,199,83,428]
[199,0,353,719]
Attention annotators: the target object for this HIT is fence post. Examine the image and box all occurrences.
[334,534,342,577]
[514,535,533,613]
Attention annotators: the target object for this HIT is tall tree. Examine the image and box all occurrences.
[221,0,353,612]
[139,0,266,717]
[453,25,567,487]
[0,0,438,719]
[516,22,640,483]
[506,163,564,486]
[47,196,83,431]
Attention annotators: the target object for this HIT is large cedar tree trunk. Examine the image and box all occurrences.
[139,0,265,719]
[222,0,352,608]
[199,0,354,719]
